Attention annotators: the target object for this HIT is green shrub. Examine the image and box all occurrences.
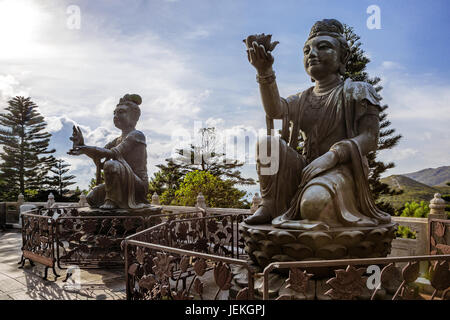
[396,225,417,239]
[396,201,430,218]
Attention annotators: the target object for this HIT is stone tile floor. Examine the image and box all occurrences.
[0,230,126,300]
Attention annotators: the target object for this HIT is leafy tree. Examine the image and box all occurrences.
[0,96,55,200]
[176,127,256,186]
[171,170,249,208]
[49,159,76,197]
[396,225,417,239]
[343,25,402,214]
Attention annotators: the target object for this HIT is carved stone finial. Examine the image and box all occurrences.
[17,193,25,206]
[78,193,88,207]
[251,193,262,213]
[47,193,55,208]
[196,192,206,209]
[429,193,447,219]
[151,192,160,205]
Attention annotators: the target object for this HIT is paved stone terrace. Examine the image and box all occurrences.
[0,230,126,300]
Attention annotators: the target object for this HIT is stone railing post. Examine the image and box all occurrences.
[151,192,160,205]
[429,193,447,220]
[78,193,88,207]
[196,192,207,216]
[250,193,262,213]
[17,193,25,207]
[46,193,55,208]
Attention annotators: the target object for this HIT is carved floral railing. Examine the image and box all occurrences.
[261,255,450,300]
[429,218,450,255]
[123,213,253,300]
[124,213,450,300]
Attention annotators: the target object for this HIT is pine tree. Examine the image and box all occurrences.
[49,159,76,198]
[148,158,187,204]
[343,25,402,214]
[0,96,55,200]
[176,127,256,185]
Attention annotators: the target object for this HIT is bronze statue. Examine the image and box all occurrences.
[243,19,391,230]
[68,94,150,210]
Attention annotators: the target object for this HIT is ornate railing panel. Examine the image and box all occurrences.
[19,207,205,276]
[20,212,58,279]
[124,213,253,300]
[261,255,450,300]
[429,218,450,255]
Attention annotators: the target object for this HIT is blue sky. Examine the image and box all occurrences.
[0,0,449,197]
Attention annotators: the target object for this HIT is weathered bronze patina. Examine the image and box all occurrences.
[68,94,150,210]
[242,19,396,266]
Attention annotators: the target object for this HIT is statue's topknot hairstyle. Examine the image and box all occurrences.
[117,94,142,124]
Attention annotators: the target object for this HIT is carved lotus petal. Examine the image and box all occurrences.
[214,262,232,291]
[243,33,279,52]
[171,290,193,300]
[286,268,313,294]
[152,252,174,280]
[430,261,450,291]
[402,262,420,283]
[138,274,156,290]
[179,256,190,273]
[380,263,402,293]
[193,258,207,276]
[435,222,445,238]
[193,278,204,296]
[236,287,249,300]
[136,247,145,265]
[326,265,366,300]
[436,244,450,254]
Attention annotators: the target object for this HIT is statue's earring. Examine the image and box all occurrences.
[310,77,315,82]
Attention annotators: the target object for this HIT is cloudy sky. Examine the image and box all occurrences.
[0,0,449,197]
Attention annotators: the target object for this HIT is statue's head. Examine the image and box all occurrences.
[303,19,350,81]
[114,94,142,130]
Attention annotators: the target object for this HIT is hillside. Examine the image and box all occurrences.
[379,174,450,210]
[403,166,450,187]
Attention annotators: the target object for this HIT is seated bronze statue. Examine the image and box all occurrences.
[243,19,391,230]
[68,94,150,210]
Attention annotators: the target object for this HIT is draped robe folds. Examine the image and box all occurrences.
[261,79,391,230]
[87,130,150,209]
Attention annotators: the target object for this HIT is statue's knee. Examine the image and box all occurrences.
[256,136,280,176]
[300,185,332,220]
[104,160,118,173]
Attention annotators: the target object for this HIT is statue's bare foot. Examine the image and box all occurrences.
[244,206,272,225]
[100,200,118,210]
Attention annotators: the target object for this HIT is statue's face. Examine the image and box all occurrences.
[113,104,133,130]
[303,35,341,81]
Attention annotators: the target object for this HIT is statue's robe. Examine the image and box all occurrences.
[258,79,391,229]
[87,130,149,209]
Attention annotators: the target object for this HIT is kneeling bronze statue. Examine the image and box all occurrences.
[68,94,150,210]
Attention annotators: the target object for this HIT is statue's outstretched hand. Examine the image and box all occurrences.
[244,34,279,74]
[300,151,339,188]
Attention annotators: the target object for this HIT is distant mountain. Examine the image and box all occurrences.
[379,174,450,210]
[403,166,450,187]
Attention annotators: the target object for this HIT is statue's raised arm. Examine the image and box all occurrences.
[243,34,284,119]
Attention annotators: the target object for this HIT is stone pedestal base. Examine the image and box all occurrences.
[239,222,398,277]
